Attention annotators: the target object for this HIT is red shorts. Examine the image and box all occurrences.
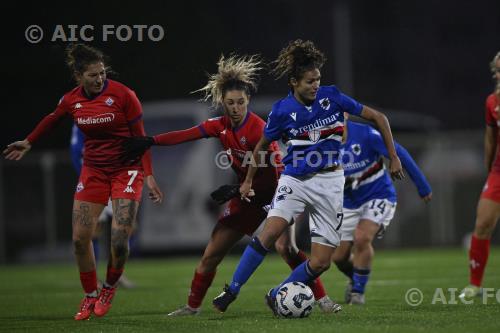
[480,171,500,203]
[74,165,144,205]
[218,191,274,236]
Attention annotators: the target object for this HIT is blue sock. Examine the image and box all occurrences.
[229,237,269,294]
[352,267,370,294]
[92,238,99,263]
[271,261,320,298]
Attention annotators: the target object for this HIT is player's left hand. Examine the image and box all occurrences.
[389,156,405,181]
[239,180,255,202]
[146,175,163,204]
[421,192,432,203]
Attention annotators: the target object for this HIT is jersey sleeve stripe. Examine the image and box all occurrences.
[128,114,143,125]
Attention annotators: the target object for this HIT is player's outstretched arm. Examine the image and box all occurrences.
[5,101,69,161]
[3,139,32,161]
[394,143,432,203]
[122,126,204,162]
[360,106,404,180]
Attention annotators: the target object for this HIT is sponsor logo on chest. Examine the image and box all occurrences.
[77,113,115,125]
[289,113,340,138]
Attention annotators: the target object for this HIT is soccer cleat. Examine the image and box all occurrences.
[94,286,116,317]
[212,284,237,313]
[167,305,200,316]
[74,296,97,321]
[349,292,365,305]
[344,280,353,304]
[458,285,483,300]
[264,288,279,317]
[317,295,342,313]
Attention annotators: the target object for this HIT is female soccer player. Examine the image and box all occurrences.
[212,39,404,315]
[3,44,163,320]
[122,54,337,315]
[459,51,500,299]
[70,124,136,289]
[333,118,432,305]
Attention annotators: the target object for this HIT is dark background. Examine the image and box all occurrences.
[2,0,500,147]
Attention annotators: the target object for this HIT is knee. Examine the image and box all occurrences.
[309,257,331,274]
[112,241,129,258]
[354,231,373,248]
[72,238,90,255]
[259,233,279,250]
[274,241,295,259]
[475,216,496,238]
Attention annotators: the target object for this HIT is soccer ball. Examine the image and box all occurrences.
[275,281,315,318]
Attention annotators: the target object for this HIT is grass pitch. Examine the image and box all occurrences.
[1,248,499,332]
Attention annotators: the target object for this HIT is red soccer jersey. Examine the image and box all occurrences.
[27,79,150,171]
[485,93,500,172]
[198,112,282,190]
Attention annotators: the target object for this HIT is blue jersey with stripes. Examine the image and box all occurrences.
[341,121,432,209]
[264,86,363,177]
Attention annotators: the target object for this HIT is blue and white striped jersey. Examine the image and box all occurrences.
[342,121,432,209]
[264,86,363,177]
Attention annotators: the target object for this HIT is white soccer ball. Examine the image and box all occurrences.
[275,281,315,318]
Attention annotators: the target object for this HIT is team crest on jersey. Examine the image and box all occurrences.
[278,185,293,194]
[319,98,331,111]
[307,129,321,143]
[105,97,114,106]
[76,182,84,193]
[351,143,362,156]
[240,136,247,146]
[74,103,82,109]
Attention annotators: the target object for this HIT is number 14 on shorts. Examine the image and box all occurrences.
[367,199,396,220]
[369,199,386,215]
